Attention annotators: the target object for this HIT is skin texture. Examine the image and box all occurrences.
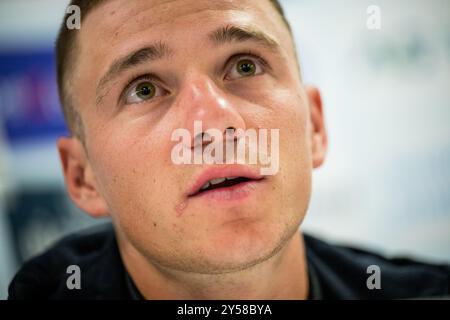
[57,0,327,299]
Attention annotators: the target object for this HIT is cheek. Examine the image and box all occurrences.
[86,119,176,222]
[260,88,310,156]
[244,85,311,183]
[268,90,312,216]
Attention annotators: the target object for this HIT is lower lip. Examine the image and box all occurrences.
[189,179,264,202]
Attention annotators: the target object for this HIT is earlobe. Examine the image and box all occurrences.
[305,86,328,169]
[57,137,109,218]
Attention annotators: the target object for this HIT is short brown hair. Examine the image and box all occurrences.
[56,0,291,139]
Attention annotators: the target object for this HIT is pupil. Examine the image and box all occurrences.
[241,63,252,73]
[140,85,151,96]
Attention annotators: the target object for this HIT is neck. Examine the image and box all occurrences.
[117,231,309,300]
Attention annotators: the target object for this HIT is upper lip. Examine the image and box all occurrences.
[187,165,264,197]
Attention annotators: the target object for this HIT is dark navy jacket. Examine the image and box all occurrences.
[8,224,450,300]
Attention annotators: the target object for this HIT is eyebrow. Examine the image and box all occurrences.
[95,25,281,105]
[96,42,171,105]
[209,25,281,52]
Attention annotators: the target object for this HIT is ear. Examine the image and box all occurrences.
[57,137,109,218]
[305,86,328,169]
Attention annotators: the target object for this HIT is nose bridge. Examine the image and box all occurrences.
[177,73,246,136]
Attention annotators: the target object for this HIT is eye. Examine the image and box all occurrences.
[226,57,264,80]
[124,79,166,104]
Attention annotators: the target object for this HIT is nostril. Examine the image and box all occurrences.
[193,131,210,146]
[225,127,237,140]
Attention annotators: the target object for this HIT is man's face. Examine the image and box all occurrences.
[66,0,323,273]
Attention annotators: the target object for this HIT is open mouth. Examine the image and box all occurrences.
[187,166,265,199]
[196,176,253,195]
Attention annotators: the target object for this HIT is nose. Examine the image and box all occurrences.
[173,73,246,146]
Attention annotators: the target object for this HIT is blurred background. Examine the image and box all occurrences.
[0,0,449,299]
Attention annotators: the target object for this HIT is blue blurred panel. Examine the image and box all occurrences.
[0,50,68,143]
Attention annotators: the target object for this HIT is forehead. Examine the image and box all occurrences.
[77,0,288,61]
[82,0,280,36]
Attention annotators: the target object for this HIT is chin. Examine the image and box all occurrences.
[198,222,290,273]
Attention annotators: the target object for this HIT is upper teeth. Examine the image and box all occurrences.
[210,178,226,185]
[200,177,240,190]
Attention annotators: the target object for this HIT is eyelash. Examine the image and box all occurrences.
[227,50,270,74]
[120,51,270,105]
[120,74,163,105]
